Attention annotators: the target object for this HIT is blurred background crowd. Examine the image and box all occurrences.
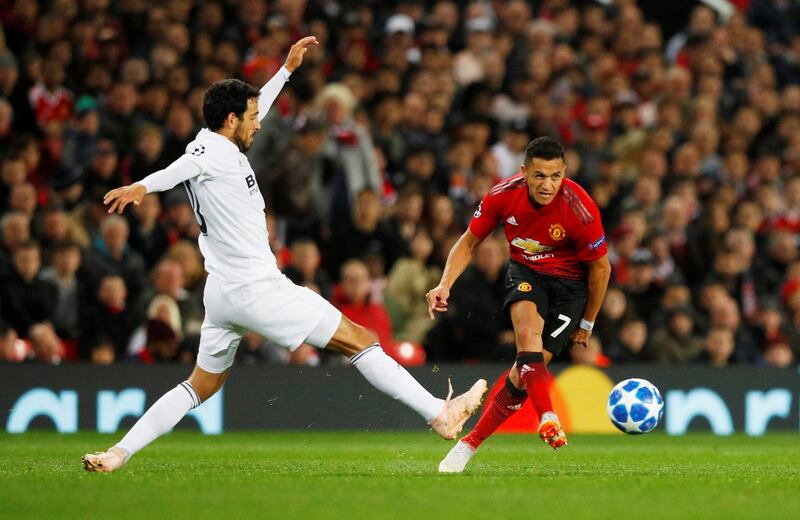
[1,0,799,369]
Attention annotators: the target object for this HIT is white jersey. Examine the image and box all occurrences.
[182,129,278,282]
[138,67,292,283]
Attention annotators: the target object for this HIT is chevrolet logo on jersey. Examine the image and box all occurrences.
[511,237,555,254]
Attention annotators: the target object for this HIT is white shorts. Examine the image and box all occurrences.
[196,274,342,373]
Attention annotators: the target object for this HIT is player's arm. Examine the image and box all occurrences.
[571,254,611,348]
[426,229,483,319]
[257,36,319,121]
[104,156,201,214]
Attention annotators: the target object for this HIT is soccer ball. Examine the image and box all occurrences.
[606,378,664,434]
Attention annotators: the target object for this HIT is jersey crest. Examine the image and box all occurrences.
[549,223,566,241]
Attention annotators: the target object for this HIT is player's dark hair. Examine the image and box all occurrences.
[203,79,260,131]
[524,136,565,164]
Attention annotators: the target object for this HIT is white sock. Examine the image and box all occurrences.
[115,381,200,461]
[351,344,444,421]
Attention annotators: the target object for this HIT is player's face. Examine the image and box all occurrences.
[234,98,260,151]
[522,157,566,205]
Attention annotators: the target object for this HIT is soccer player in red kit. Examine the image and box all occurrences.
[428,136,612,473]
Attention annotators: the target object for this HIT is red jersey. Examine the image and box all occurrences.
[28,84,74,130]
[469,175,607,280]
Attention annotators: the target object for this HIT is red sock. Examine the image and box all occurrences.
[516,352,553,419]
[462,375,527,449]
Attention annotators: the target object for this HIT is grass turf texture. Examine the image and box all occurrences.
[1,432,799,519]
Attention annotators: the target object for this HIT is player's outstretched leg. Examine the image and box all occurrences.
[440,374,527,473]
[328,317,487,440]
[82,367,227,472]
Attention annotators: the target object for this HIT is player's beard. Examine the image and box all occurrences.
[235,127,254,152]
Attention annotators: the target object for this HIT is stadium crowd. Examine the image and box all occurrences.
[0,0,799,369]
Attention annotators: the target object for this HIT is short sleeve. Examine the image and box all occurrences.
[574,197,608,263]
[468,192,502,240]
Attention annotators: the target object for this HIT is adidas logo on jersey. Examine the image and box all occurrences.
[519,365,534,377]
[507,403,523,411]
[507,216,518,226]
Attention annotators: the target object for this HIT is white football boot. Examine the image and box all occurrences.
[429,379,488,440]
[82,446,128,473]
[438,439,477,473]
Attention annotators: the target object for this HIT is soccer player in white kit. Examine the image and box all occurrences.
[82,37,487,473]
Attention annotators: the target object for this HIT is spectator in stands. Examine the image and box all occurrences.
[316,83,381,205]
[8,182,36,223]
[763,342,794,368]
[84,214,148,305]
[0,241,57,337]
[127,123,170,184]
[387,185,424,243]
[623,249,663,323]
[646,306,704,363]
[149,258,202,342]
[394,145,444,195]
[163,240,205,293]
[699,326,736,368]
[162,189,199,242]
[38,205,88,263]
[28,56,73,136]
[82,138,121,196]
[98,82,139,154]
[264,117,330,241]
[39,241,88,343]
[595,287,631,351]
[0,211,30,278]
[756,230,799,296]
[332,258,394,349]
[426,235,514,361]
[81,275,142,360]
[50,167,86,212]
[606,319,649,364]
[127,193,170,269]
[385,227,441,343]
[61,96,100,173]
[708,296,760,363]
[0,152,27,213]
[89,336,116,365]
[283,239,331,300]
[492,119,531,179]
[758,297,800,355]
[136,319,180,364]
[330,188,404,276]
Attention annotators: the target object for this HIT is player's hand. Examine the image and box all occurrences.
[284,36,319,73]
[570,327,591,349]
[426,285,450,320]
[103,184,147,214]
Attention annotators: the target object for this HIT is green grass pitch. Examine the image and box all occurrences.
[1,431,799,519]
